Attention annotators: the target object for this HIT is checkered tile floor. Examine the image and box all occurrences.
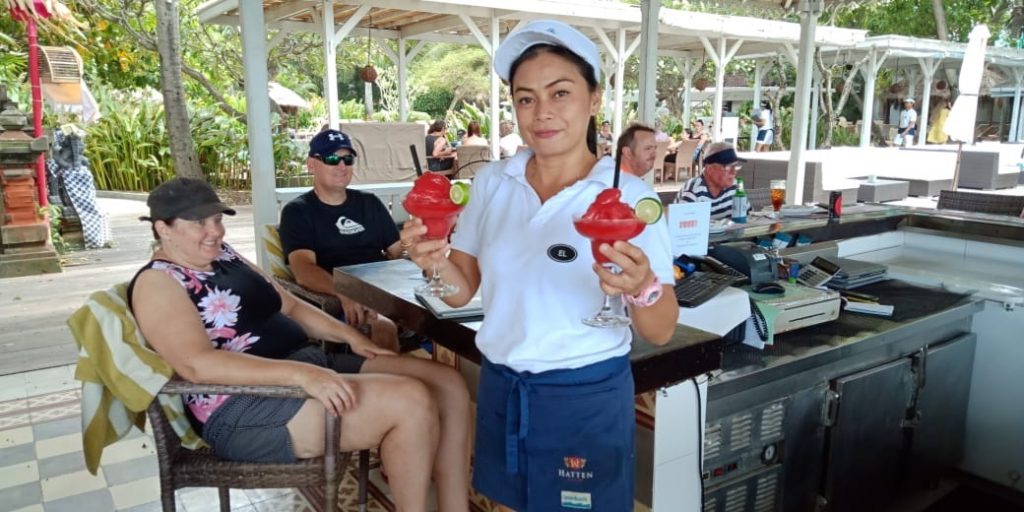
[0,364,319,512]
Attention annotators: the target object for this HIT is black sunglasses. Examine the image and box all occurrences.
[315,153,355,166]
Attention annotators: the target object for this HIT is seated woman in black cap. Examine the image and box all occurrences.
[130,178,470,512]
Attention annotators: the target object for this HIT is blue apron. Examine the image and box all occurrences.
[473,355,635,511]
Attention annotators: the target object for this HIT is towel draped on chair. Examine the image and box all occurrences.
[69,282,206,475]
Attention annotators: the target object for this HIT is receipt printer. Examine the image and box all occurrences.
[708,242,777,285]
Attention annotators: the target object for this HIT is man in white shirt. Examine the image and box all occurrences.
[897,98,917,147]
[498,120,524,158]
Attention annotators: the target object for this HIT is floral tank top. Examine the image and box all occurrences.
[128,243,308,423]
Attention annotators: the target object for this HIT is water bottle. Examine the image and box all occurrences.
[732,177,748,224]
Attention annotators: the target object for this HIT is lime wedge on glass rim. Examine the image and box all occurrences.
[449,182,470,206]
[634,197,664,224]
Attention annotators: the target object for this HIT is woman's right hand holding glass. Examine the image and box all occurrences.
[400,217,450,273]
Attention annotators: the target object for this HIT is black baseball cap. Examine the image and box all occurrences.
[140,177,236,221]
[308,129,358,158]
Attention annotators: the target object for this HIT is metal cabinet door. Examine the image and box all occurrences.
[909,334,976,486]
[823,358,915,512]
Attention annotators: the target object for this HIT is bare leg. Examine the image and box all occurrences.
[288,373,439,512]
[363,355,471,512]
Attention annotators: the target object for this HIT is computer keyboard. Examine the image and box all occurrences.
[674,271,739,308]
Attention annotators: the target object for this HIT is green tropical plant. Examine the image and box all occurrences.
[448,103,492,138]
[414,87,455,119]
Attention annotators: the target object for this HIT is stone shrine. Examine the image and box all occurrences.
[0,85,61,277]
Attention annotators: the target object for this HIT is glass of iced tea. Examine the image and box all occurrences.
[770,180,786,218]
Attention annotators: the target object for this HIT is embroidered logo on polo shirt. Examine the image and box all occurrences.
[547,244,577,263]
[560,490,592,509]
[335,216,365,235]
[558,455,593,481]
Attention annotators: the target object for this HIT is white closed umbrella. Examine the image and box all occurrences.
[944,24,990,189]
[944,25,990,143]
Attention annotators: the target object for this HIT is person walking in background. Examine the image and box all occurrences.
[754,111,774,152]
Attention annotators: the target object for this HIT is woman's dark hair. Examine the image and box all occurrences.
[508,44,599,155]
[467,121,482,138]
[429,120,446,133]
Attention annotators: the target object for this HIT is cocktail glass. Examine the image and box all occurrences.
[402,175,466,297]
[770,180,786,218]
[573,201,646,328]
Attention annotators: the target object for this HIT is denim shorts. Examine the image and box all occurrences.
[201,345,365,463]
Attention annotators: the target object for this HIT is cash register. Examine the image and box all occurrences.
[700,242,841,337]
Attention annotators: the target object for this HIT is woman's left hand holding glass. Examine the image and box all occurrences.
[593,240,655,297]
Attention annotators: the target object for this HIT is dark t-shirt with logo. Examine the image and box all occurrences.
[279,189,400,272]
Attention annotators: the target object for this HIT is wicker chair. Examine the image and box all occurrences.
[936,190,1024,216]
[263,225,343,318]
[148,378,368,512]
[455,144,493,180]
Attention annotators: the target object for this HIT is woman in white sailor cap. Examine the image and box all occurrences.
[400,19,678,512]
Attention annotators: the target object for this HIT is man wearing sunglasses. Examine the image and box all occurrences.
[674,141,747,221]
[279,129,403,351]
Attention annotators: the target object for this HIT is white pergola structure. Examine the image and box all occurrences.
[197,0,870,265]
[818,35,1024,148]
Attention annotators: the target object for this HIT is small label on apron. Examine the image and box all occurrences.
[560,490,593,509]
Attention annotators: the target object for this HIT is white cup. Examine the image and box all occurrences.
[867,175,878,184]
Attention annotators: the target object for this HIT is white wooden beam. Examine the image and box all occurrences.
[265,0,317,23]
[458,14,492,55]
[377,39,399,64]
[401,14,463,38]
[334,4,371,45]
[266,30,287,56]
[916,57,941,145]
[197,0,237,23]
[490,16,501,159]
[782,42,798,66]
[239,0,274,269]
[612,28,627,144]
[407,40,427,62]
[699,36,720,65]
[785,0,821,206]
[594,27,617,57]
[625,34,643,59]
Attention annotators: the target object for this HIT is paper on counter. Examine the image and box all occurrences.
[668,202,711,257]
[676,286,750,336]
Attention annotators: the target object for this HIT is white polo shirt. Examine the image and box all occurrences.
[451,150,674,373]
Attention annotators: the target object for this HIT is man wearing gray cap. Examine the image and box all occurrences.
[675,141,746,220]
